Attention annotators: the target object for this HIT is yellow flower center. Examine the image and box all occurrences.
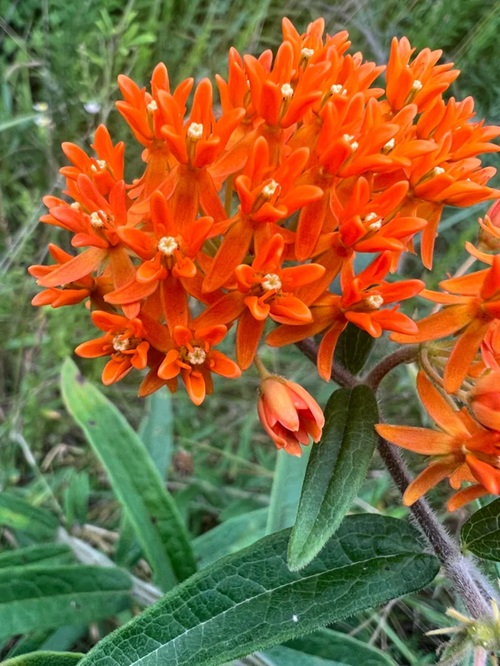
[365,295,384,310]
[262,180,279,199]
[262,273,282,291]
[187,347,206,365]
[187,122,203,141]
[157,236,178,256]
[113,335,130,353]
[90,211,105,228]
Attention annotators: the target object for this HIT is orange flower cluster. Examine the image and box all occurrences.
[379,200,500,509]
[30,18,500,456]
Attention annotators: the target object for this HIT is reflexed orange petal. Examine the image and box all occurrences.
[102,357,132,385]
[317,320,346,381]
[447,485,489,511]
[444,319,490,393]
[37,248,106,288]
[391,303,473,343]
[403,459,457,505]
[466,455,500,494]
[375,424,455,454]
[236,311,266,370]
[416,371,470,436]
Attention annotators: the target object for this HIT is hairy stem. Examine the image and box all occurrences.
[297,338,497,618]
[364,344,419,390]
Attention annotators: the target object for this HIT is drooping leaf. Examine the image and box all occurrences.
[286,628,397,665]
[266,447,311,534]
[334,323,375,375]
[193,508,268,568]
[288,385,379,571]
[461,498,500,561]
[0,493,58,540]
[1,652,83,665]
[0,543,73,569]
[80,514,438,666]
[60,358,196,589]
[0,564,131,640]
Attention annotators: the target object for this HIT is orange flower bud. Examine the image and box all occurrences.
[257,375,324,456]
[470,371,500,431]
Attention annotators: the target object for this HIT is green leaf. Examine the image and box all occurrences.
[286,628,397,665]
[193,508,268,568]
[334,323,375,375]
[259,645,344,665]
[0,493,58,540]
[138,390,174,480]
[60,358,196,589]
[80,515,438,666]
[0,564,131,640]
[1,652,83,665]
[0,543,73,569]
[461,498,500,561]
[266,447,311,534]
[288,385,379,570]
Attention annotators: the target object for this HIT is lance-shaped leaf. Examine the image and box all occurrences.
[79,515,438,666]
[0,493,58,540]
[0,565,131,640]
[60,358,196,589]
[461,498,500,561]
[288,385,379,571]
[2,652,83,665]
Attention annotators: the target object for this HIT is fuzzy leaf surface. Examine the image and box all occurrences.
[80,515,438,666]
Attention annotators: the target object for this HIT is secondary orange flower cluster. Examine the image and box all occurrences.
[30,18,500,461]
[378,200,500,510]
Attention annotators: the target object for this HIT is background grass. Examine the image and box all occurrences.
[1,0,499,662]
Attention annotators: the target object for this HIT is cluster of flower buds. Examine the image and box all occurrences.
[30,18,500,469]
[378,200,500,510]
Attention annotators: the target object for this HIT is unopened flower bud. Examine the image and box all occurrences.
[257,375,324,456]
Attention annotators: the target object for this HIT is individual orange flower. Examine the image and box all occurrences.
[268,252,424,380]
[385,37,459,113]
[193,233,325,369]
[470,370,500,430]
[75,312,150,385]
[104,191,214,332]
[392,255,500,393]
[156,325,241,405]
[61,124,125,197]
[376,371,500,511]
[256,366,325,457]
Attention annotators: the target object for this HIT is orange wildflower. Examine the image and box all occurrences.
[268,252,423,380]
[376,371,500,511]
[257,371,324,457]
[156,325,241,405]
[194,233,324,369]
[75,312,150,385]
[392,255,500,393]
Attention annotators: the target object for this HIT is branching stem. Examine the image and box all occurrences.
[296,338,498,619]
